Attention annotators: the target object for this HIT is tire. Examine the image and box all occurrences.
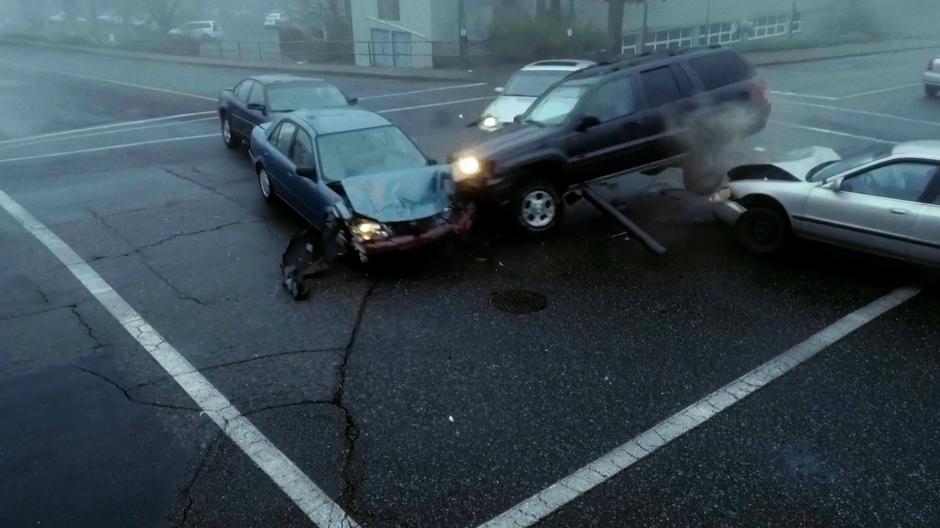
[514,180,564,235]
[736,206,790,255]
[682,152,727,196]
[926,85,939,97]
[257,166,277,204]
[221,116,241,149]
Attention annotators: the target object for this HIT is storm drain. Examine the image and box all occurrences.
[490,289,547,314]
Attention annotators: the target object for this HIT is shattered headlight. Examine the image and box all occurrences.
[454,156,483,182]
[351,218,390,242]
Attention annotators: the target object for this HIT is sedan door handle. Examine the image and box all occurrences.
[890,208,910,215]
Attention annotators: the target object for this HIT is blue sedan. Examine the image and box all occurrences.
[248,108,474,260]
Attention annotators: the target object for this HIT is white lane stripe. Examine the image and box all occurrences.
[360,82,489,100]
[477,286,920,528]
[377,96,495,114]
[0,188,359,528]
[768,120,897,145]
[2,117,217,149]
[771,90,839,101]
[840,82,921,100]
[0,111,217,146]
[776,99,940,127]
[0,134,216,164]
[0,58,215,101]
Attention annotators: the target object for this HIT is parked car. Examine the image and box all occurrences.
[479,59,594,130]
[96,11,124,24]
[452,47,770,234]
[715,141,940,266]
[130,15,158,30]
[248,108,474,261]
[169,20,223,40]
[219,75,356,149]
[924,55,940,97]
[264,12,287,29]
[49,12,86,23]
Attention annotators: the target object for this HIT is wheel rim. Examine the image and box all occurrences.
[748,218,777,245]
[222,119,232,143]
[259,169,271,198]
[521,189,556,228]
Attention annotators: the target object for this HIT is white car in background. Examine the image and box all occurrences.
[478,59,594,130]
[924,55,940,97]
[169,20,223,40]
[264,12,287,29]
[716,141,940,267]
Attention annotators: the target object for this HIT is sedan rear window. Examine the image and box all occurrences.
[688,52,752,90]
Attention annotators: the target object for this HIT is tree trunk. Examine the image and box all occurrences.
[88,0,100,43]
[607,0,626,57]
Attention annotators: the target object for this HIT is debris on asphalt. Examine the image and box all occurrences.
[281,217,344,301]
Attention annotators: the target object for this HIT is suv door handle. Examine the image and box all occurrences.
[890,208,909,215]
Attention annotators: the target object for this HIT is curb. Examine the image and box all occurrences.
[0,37,477,83]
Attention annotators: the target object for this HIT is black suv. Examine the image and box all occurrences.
[452,47,770,234]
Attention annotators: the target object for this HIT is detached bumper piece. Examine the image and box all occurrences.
[281,221,344,301]
[713,200,747,228]
[579,185,667,256]
[359,204,476,256]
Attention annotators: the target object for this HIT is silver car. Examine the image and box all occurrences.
[478,59,594,130]
[715,141,940,267]
[925,56,940,97]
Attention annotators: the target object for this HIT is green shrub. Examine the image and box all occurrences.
[488,17,606,63]
[120,33,200,56]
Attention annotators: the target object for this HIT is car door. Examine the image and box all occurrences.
[242,81,268,134]
[266,120,300,209]
[228,80,253,136]
[565,75,651,181]
[801,161,935,258]
[286,128,334,226]
[908,171,940,265]
[636,65,693,163]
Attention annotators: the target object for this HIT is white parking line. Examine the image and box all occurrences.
[377,96,495,114]
[359,82,488,100]
[775,99,940,128]
[768,119,897,144]
[477,286,920,528]
[0,188,359,528]
[2,117,217,149]
[840,82,921,100]
[0,134,217,164]
[771,90,839,101]
[0,111,217,146]
[0,58,216,101]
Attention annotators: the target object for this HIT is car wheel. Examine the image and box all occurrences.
[221,116,241,149]
[736,207,790,255]
[926,85,939,97]
[515,180,563,235]
[258,167,276,204]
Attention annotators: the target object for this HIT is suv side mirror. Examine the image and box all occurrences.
[296,166,317,179]
[576,115,601,132]
[346,96,359,105]
[247,103,267,114]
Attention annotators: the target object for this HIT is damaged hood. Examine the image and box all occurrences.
[340,166,454,223]
[767,146,841,181]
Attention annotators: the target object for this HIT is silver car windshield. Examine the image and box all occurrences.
[808,147,892,182]
[525,78,595,126]
[504,70,570,97]
[317,126,427,182]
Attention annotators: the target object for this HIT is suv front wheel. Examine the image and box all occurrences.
[514,180,563,235]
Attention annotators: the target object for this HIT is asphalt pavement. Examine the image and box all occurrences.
[0,42,938,528]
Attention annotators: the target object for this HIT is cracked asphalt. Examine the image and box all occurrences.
[1,43,939,527]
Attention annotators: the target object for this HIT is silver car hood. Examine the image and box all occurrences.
[340,166,454,223]
[482,95,537,124]
[767,146,841,181]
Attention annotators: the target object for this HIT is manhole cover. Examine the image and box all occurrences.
[490,289,547,314]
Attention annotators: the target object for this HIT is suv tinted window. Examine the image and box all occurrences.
[640,67,682,108]
[582,77,635,122]
[688,52,751,90]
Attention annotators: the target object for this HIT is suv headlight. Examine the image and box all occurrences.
[480,116,499,130]
[351,218,390,241]
[454,156,483,182]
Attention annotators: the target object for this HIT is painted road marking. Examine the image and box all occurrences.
[477,286,920,528]
[768,120,897,145]
[359,82,488,100]
[840,82,922,100]
[0,111,216,146]
[0,58,216,101]
[776,99,940,127]
[0,134,216,164]
[378,96,495,114]
[2,117,217,149]
[0,188,358,528]
[771,90,839,101]
[772,83,921,102]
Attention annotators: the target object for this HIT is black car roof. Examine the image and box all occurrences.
[291,108,391,135]
[568,46,735,80]
[251,74,327,85]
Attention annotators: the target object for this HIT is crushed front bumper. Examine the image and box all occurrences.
[357,204,476,256]
[714,200,747,227]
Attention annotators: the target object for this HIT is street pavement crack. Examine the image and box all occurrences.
[72,365,201,412]
[136,220,254,252]
[172,431,224,528]
[70,304,103,348]
[161,167,262,218]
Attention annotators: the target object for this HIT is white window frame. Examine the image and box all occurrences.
[749,14,789,40]
[697,21,741,47]
[644,27,695,52]
[791,12,802,34]
[622,34,641,55]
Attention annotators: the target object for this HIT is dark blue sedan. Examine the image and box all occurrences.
[248,108,474,261]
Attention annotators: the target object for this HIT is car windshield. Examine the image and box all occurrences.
[266,84,348,112]
[524,78,595,125]
[807,147,893,182]
[504,70,571,97]
[317,126,427,182]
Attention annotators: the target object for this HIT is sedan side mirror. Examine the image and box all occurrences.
[494,86,504,94]
[823,178,842,191]
[576,115,601,132]
[247,103,267,114]
[296,166,317,179]
[346,96,359,106]
[512,114,524,124]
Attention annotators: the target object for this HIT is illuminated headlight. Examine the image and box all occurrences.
[454,156,482,182]
[481,116,499,130]
[351,219,390,241]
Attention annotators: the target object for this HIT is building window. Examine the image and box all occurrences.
[698,22,741,47]
[750,14,789,40]
[791,12,802,34]
[645,27,695,52]
[377,0,400,21]
[622,34,640,55]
